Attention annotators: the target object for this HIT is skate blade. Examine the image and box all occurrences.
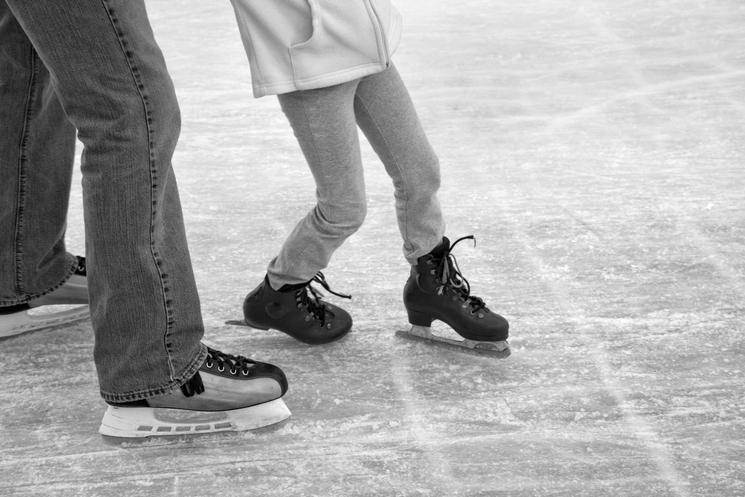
[98,398,291,439]
[225,319,270,331]
[396,325,510,358]
[0,305,90,338]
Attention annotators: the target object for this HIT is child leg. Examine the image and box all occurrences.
[242,81,364,344]
[353,64,446,263]
[353,65,510,354]
[268,80,367,289]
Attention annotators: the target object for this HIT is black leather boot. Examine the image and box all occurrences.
[243,273,352,345]
[403,236,509,342]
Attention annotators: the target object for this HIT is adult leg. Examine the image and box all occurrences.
[353,64,446,263]
[1,1,290,436]
[0,4,78,304]
[4,0,205,401]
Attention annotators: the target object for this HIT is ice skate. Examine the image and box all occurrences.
[99,346,290,438]
[233,272,353,345]
[399,236,510,357]
[0,256,89,338]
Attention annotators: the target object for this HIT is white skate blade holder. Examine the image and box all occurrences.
[396,325,511,358]
[99,398,291,439]
[1,273,90,338]
[0,305,90,339]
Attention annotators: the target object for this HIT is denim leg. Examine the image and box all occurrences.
[3,0,206,401]
[354,65,446,263]
[0,4,78,305]
[270,81,368,289]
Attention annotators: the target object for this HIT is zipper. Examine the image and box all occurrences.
[366,0,391,68]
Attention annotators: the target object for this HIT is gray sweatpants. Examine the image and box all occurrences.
[268,65,445,289]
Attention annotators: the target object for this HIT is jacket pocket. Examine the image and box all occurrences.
[288,0,322,51]
[289,0,393,87]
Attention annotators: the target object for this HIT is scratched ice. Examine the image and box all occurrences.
[1,0,744,496]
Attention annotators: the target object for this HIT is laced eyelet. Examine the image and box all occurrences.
[217,365,225,372]
[242,369,250,376]
[205,360,213,368]
[230,368,237,375]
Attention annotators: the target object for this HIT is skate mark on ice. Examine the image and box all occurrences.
[544,68,745,134]
[389,358,460,495]
[660,212,745,309]
[592,348,694,497]
[497,197,693,497]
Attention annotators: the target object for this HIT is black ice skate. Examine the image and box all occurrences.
[399,236,510,357]
[238,272,353,345]
[99,346,290,438]
[0,256,89,338]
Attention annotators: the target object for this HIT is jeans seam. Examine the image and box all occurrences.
[12,44,39,297]
[99,0,176,378]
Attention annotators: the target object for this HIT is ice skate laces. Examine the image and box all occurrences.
[434,236,487,314]
[296,272,351,327]
[74,256,86,276]
[204,347,258,376]
[180,347,259,398]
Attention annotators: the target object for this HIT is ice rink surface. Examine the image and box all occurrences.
[2,0,745,495]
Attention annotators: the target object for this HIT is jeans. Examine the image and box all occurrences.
[0,0,206,401]
[268,65,446,289]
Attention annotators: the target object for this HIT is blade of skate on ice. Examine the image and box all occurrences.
[396,325,511,358]
[225,319,250,326]
[0,305,90,338]
[99,398,291,439]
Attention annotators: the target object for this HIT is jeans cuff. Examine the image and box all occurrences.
[0,252,79,306]
[98,342,208,403]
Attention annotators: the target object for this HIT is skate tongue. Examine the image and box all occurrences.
[429,237,450,259]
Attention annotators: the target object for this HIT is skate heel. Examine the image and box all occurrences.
[407,310,434,327]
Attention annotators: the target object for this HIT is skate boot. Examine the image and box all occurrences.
[99,346,291,438]
[0,256,89,338]
[242,272,352,345]
[400,236,510,357]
